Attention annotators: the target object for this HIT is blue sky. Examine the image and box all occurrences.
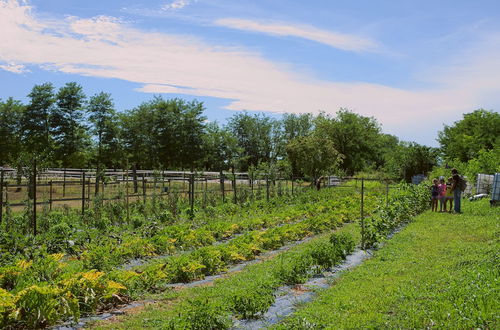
[1,0,499,146]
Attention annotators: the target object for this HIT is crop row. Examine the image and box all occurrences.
[0,182,390,328]
[129,184,430,330]
[0,186,381,328]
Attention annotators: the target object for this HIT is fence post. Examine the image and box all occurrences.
[386,181,389,207]
[249,173,254,200]
[266,175,270,202]
[142,173,146,204]
[203,178,208,207]
[291,176,294,195]
[63,168,66,197]
[125,168,129,223]
[232,170,237,204]
[33,160,37,236]
[81,171,86,215]
[49,180,53,211]
[87,176,91,207]
[0,168,4,224]
[361,178,365,250]
[220,171,225,203]
[189,173,195,218]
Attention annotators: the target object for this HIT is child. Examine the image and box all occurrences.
[430,178,439,212]
[445,177,454,213]
[438,178,447,212]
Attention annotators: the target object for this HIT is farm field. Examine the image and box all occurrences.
[0,180,407,328]
[88,183,429,329]
[272,199,499,329]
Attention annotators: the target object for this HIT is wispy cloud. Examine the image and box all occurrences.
[0,62,28,73]
[0,0,498,144]
[214,18,378,52]
[161,0,194,11]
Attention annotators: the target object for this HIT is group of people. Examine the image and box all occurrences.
[430,168,464,214]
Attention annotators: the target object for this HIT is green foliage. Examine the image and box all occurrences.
[314,109,383,175]
[0,97,24,166]
[51,82,90,167]
[14,285,79,328]
[20,83,55,156]
[286,135,343,183]
[167,298,233,330]
[438,109,500,162]
[227,112,280,171]
[383,142,438,182]
[87,92,122,168]
[362,183,429,248]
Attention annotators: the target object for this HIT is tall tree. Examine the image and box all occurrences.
[121,97,206,170]
[21,83,55,157]
[202,122,241,171]
[51,82,89,167]
[0,98,25,166]
[286,135,343,185]
[314,109,382,175]
[438,109,500,162]
[227,112,277,171]
[88,92,121,168]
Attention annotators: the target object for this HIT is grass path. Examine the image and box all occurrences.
[273,199,499,329]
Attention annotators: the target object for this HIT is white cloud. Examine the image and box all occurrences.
[0,0,498,145]
[214,18,378,52]
[161,0,193,11]
[0,62,28,73]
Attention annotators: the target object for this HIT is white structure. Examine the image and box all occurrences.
[476,174,494,194]
[491,173,500,205]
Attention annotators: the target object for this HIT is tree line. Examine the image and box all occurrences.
[1,82,498,182]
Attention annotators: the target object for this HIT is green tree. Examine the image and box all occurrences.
[438,109,500,162]
[384,142,438,182]
[88,92,122,168]
[227,113,278,171]
[202,122,241,171]
[286,135,343,185]
[21,83,55,157]
[121,97,206,170]
[0,98,25,166]
[51,82,89,167]
[314,109,382,175]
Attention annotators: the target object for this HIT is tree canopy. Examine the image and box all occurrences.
[3,81,487,184]
[438,109,500,162]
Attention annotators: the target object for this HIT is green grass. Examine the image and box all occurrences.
[273,199,499,329]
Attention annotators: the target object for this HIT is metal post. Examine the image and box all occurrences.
[291,176,294,195]
[81,171,86,215]
[220,171,225,203]
[33,161,37,236]
[0,169,4,224]
[49,180,53,211]
[361,178,365,250]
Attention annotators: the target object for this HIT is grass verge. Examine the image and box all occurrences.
[273,199,499,329]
